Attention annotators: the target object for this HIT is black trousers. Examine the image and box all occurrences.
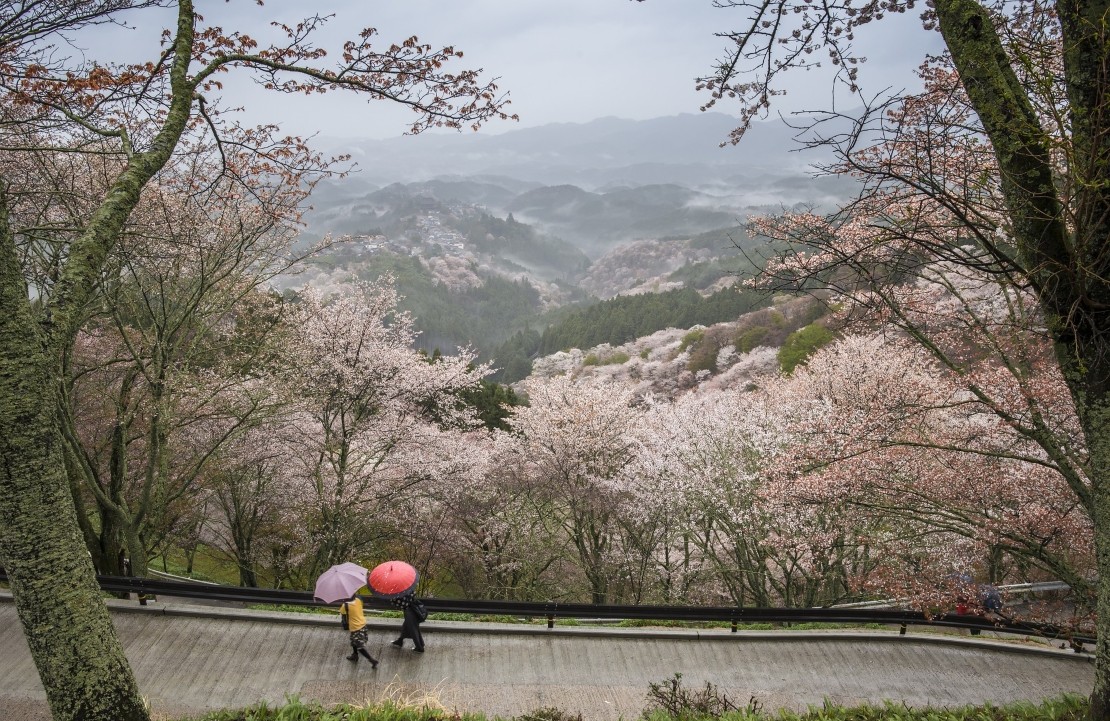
[398,606,424,650]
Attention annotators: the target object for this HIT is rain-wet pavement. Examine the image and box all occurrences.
[0,595,1094,720]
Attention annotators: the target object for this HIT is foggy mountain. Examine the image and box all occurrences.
[305,174,853,257]
[290,112,862,369]
[313,112,833,189]
[302,112,856,255]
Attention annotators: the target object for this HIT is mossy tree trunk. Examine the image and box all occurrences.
[1090,397,1110,717]
[0,4,197,719]
[0,193,151,721]
[935,0,1110,715]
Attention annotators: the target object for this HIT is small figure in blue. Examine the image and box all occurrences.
[390,591,427,652]
[978,584,1003,614]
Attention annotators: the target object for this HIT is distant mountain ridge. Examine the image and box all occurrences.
[315,112,830,189]
[286,113,862,386]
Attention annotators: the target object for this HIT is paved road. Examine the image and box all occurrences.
[0,597,1094,720]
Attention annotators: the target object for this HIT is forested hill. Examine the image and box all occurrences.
[538,286,770,356]
[453,211,590,280]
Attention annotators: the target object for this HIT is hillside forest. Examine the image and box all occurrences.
[2,0,1097,629]
[27,121,1091,620]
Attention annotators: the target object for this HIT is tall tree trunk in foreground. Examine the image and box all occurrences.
[0,195,149,720]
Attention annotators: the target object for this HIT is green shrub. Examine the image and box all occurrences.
[583,351,629,366]
[601,351,631,365]
[778,323,835,374]
[678,329,705,353]
[518,709,584,721]
[781,696,1088,720]
[640,348,651,359]
[687,342,719,374]
[734,325,770,354]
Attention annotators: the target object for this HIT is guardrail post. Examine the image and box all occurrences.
[899,623,906,635]
[547,613,554,629]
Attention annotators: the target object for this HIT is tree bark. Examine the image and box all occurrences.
[1091,400,1110,717]
[0,192,149,720]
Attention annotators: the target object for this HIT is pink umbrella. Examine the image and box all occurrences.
[313,562,369,603]
[368,560,418,599]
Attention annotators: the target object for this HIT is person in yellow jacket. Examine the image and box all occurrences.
[339,595,378,668]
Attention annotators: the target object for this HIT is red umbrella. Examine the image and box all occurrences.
[368,560,418,599]
[313,562,369,604]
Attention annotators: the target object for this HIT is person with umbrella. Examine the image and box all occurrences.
[314,562,379,668]
[390,591,428,652]
[339,594,379,667]
[368,561,427,653]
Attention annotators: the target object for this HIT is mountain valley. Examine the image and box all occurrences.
[286,113,855,384]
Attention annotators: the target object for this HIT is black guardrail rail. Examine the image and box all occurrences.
[0,569,1093,646]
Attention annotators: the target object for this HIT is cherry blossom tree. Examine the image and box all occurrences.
[617,395,728,605]
[757,329,1092,606]
[746,94,1098,602]
[203,413,306,587]
[57,136,318,578]
[0,3,513,718]
[438,440,570,599]
[664,0,1110,708]
[277,280,491,583]
[382,427,506,595]
[502,375,647,603]
[630,388,881,607]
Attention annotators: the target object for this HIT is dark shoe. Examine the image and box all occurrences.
[391,639,403,647]
[346,652,358,662]
[414,647,425,653]
[371,659,379,669]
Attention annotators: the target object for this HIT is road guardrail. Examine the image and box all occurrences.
[0,570,1093,647]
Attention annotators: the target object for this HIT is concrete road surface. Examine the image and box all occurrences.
[0,596,1094,720]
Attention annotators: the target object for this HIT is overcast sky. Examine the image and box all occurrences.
[84,1,944,142]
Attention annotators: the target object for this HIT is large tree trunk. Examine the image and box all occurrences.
[0,198,150,720]
[1081,366,1110,717]
[1058,11,1110,711]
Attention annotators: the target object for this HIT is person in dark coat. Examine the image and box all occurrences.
[978,584,1004,614]
[390,591,426,652]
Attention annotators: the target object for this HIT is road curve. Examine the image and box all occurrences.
[0,597,1093,720]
